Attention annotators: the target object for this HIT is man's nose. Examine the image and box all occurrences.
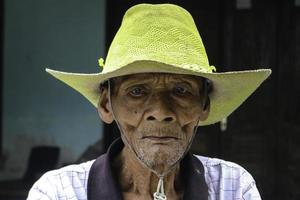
[144,93,176,123]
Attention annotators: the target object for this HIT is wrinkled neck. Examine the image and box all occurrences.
[112,145,183,198]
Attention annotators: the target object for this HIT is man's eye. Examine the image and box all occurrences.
[173,86,188,95]
[129,87,145,97]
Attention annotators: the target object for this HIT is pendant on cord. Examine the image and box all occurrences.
[153,177,167,200]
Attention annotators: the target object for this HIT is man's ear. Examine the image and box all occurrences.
[199,98,210,121]
[97,86,114,124]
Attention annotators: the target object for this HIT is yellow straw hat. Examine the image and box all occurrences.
[46,3,271,126]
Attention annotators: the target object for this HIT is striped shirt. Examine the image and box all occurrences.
[27,139,261,200]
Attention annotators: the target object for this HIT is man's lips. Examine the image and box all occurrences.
[142,136,179,141]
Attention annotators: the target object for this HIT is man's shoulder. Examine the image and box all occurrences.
[45,159,95,176]
[27,160,95,199]
[195,155,246,170]
[193,155,261,199]
[193,154,253,181]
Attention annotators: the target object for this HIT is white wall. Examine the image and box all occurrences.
[1,0,106,179]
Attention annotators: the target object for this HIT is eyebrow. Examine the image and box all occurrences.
[169,76,203,91]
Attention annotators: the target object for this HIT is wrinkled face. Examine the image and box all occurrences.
[98,73,209,173]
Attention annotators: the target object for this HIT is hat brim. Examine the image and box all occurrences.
[46,60,271,126]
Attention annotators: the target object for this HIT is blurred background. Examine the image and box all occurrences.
[0,0,299,199]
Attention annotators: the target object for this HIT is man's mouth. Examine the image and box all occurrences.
[142,136,179,142]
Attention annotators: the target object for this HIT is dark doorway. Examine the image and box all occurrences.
[0,0,4,169]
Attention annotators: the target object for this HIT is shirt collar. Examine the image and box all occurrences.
[87,138,208,200]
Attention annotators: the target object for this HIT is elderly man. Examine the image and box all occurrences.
[27,3,271,200]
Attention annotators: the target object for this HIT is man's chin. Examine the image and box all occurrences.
[136,147,184,173]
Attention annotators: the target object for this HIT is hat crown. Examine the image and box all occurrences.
[103,4,215,73]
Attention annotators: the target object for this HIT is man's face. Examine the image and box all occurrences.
[99,73,209,173]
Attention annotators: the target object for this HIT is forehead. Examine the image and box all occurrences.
[113,73,203,86]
